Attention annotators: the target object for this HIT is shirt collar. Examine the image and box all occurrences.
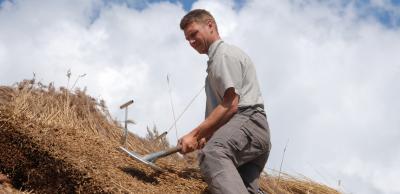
[207,39,223,58]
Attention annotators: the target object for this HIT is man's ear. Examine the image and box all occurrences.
[207,20,213,29]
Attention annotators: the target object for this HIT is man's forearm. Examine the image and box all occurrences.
[215,107,236,133]
[178,88,239,154]
[190,102,236,141]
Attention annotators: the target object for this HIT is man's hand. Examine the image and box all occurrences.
[178,132,208,154]
[178,133,200,154]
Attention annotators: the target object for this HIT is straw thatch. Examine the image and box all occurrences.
[0,79,341,194]
[0,173,32,194]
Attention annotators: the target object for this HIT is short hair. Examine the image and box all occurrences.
[180,9,218,31]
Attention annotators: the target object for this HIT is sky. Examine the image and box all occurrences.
[1,0,400,193]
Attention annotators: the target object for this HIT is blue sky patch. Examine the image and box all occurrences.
[101,0,247,11]
[102,0,195,11]
[352,0,400,28]
[1,0,399,28]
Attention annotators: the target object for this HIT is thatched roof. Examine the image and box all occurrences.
[0,79,341,194]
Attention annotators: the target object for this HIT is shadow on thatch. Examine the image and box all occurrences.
[176,167,203,180]
[119,167,160,184]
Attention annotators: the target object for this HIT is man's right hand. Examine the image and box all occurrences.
[178,132,199,154]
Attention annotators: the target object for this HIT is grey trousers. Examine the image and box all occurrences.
[198,107,271,194]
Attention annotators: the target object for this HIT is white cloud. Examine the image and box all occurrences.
[192,0,238,37]
[1,0,400,193]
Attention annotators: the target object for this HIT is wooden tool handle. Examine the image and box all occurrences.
[161,146,181,156]
[144,146,182,162]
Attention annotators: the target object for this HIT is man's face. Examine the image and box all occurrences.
[184,21,211,54]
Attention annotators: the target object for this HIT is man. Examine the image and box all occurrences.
[178,9,271,194]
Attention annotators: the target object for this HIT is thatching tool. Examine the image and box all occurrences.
[120,99,134,146]
[120,146,181,172]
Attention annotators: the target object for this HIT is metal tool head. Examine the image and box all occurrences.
[119,146,165,172]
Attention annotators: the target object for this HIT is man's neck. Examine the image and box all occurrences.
[206,36,221,54]
[209,36,221,46]
[207,38,223,57]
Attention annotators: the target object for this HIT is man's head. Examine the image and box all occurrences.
[180,9,220,54]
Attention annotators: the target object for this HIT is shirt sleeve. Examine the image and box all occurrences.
[212,53,243,98]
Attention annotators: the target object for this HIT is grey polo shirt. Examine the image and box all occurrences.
[205,39,264,118]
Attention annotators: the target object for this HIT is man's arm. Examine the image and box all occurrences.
[179,87,239,154]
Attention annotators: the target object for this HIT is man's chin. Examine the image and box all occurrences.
[196,48,207,54]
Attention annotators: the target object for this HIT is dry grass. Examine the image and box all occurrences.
[0,79,341,194]
[259,171,341,194]
[0,184,33,194]
[0,173,32,194]
[1,79,171,154]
